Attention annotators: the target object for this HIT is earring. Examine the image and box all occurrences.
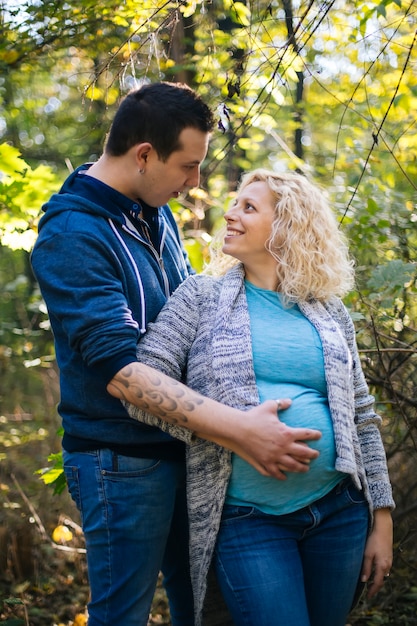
[138,168,145,174]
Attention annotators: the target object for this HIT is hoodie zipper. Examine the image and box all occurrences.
[122,216,171,298]
[108,219,170,334]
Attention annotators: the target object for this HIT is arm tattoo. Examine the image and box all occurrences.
[108,364,205,426]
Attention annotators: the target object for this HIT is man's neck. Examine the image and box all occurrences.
[87,154,139,201]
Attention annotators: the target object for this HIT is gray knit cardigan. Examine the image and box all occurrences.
[126,263,394,626]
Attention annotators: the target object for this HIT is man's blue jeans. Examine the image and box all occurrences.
[214,478,369,626]
[63,449,194,626]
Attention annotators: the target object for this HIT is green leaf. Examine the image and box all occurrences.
[35,450,66,494]
[367,260,416,292]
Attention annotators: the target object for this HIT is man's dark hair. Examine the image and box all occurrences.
[105,82,215,161]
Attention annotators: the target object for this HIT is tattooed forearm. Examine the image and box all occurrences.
[107,362,205,425]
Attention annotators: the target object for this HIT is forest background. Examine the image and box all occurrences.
[0,0,416,624]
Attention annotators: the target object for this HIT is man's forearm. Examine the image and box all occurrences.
[107,361,236,439]
[107,361,322,478]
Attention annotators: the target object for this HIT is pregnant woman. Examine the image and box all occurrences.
[123,169,394,626]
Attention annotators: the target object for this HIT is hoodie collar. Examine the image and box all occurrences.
[73,165,144,221]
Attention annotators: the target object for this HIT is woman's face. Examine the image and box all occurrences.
[222,180,276,268]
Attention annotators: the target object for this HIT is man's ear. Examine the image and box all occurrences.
[135,142,152,169]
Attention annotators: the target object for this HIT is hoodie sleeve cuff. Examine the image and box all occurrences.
[96,350,138,386]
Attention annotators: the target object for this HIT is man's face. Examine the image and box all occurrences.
[140,127,210,207]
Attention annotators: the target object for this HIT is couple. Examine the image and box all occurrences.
[120,170,394,625]
[31,81,393,626]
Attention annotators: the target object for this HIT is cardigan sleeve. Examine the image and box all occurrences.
[332,300,395,510]
[123,276,202,444]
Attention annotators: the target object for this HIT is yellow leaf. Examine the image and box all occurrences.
[52,525,73,543]
[237,137,259,151]
[189,187,208,200]
[0,143,27,177]
[0,49,20,64]
[84,85,104,101]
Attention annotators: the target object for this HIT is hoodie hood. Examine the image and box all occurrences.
[38,164,138,231]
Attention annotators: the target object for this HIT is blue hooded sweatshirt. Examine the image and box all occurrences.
[31,164,193,459]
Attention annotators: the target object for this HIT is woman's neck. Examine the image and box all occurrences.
[243,265,279,291]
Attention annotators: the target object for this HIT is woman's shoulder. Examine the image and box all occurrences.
[323,296,349,317]
[174,272,226,294]
[170,264,244,304]
[322,297,356,338]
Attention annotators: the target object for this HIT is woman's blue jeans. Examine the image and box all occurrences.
[63,449,194,626]
[214,478,369,626]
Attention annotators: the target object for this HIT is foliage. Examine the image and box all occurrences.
[35,449,67,496]
[0,0,416,623]
[0,143,60,250]
[0,144,59,416]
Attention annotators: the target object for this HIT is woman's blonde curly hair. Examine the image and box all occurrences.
[205,169,355,304]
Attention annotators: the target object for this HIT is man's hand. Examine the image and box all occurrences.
[202,399,321,480]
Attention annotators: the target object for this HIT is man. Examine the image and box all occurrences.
[31,82,320,626]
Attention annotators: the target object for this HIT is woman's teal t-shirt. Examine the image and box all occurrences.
[225,281,345,515]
